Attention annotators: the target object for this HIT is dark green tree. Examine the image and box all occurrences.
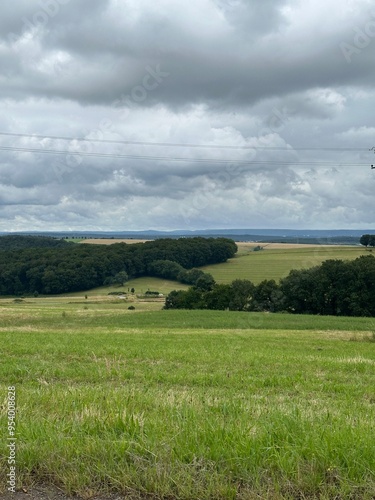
[251,279,281,312]
[164,288,205,309]
[112,271,129,286]
[164,290,186,309]
[205,284,232,310]
[148,260,184,280]
[195,273,216,291]
[280,267,320,314]
[229,279,255,311]
[178,268,205,285]
[360,234,370,247]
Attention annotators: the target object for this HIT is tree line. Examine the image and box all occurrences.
[360,234,375,247]
[0,235,72,251]
[0,236,237,295]
[165,255,375,317]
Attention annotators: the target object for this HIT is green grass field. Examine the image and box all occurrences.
[201,245,371,284]
[1,300,375,499]
[60,245,371,298]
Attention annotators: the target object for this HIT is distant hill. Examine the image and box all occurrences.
[0,229,371,245]
[0,235,71,251]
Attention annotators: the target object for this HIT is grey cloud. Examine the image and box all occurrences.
[0,0,374,110]
[215,0,290,37]
[1,0,108,41]
[0,1,43,37]
[1,0,375,230]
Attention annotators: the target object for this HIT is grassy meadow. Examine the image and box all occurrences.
[201,244,371,284]
[1,244,375,499]
[1,299,375,499]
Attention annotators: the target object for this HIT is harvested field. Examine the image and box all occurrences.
[81,238,151,245]
[236,241,349,250]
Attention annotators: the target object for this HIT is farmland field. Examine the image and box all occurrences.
[201,244,371,284]
[63,276,189,299]
[82,238,152,245]
[1,300,375,499]
[65,244,371,295]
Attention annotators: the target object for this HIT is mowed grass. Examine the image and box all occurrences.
[1,302,375,499]
[201,245,371,284]
[62,277,189,299]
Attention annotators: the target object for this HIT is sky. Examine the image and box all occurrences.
[1,0,375,231]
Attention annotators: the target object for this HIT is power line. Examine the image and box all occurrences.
[0,131,369,152]
[0,145,367,166]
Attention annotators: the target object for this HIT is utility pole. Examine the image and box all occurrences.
[370,147,375,168]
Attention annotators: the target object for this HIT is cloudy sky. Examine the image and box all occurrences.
[1,0,375,231]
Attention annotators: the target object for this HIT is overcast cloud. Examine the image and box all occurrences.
[1,0,375,231]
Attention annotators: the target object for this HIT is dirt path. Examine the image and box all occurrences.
[0,486,137,500]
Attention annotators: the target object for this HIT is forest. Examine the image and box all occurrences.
[0,236,236,295]
[0,235,72,250]
[165,255,375,317]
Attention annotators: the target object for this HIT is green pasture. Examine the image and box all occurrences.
[58,245,372,299]
[1,302,375,499]
[61,277,188,299]
[201,245,370,284]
